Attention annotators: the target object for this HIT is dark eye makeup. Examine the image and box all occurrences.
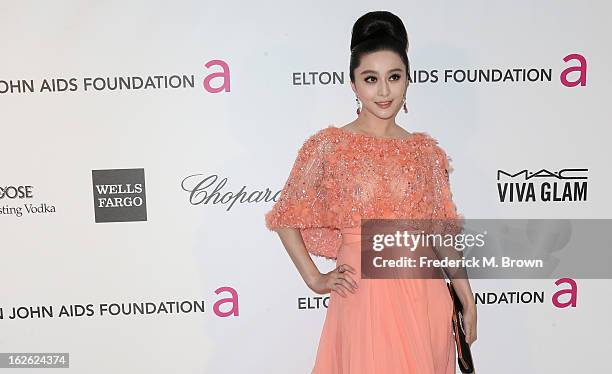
[364,73,402,83]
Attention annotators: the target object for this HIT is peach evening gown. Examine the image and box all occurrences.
[265,124,464,374]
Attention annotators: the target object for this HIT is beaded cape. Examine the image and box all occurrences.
[264,124,464,260]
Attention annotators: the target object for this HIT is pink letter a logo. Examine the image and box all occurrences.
[552,277,577,308]
[560,54,587,87]
[213,286,239,317]
[203,59,231,93]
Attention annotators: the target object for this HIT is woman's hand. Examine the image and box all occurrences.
[462,302,478,346]
[308,264,359,297]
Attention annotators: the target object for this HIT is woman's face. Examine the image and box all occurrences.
[351,50,409,119]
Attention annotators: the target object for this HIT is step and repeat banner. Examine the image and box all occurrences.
[1,1,610,373]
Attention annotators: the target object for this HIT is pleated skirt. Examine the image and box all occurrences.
[311,226,456,374]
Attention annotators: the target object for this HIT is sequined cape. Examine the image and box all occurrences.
[264,124,464,260]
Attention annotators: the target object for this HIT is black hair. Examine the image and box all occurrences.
[349,11,410,84]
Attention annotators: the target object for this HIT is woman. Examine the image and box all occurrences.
[265,11,477,374]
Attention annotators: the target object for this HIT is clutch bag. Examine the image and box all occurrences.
[446,280,475,373]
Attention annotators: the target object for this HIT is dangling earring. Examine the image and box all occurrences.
[403,96,408,113]
[356,96,361,115]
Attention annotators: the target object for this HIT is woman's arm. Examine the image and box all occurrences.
[451,277,476,311]
[274,227,321,287]
[433,242,478,346]
[453,276,477,346]
[273,227,358,297]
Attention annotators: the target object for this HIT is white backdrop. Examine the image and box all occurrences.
[1,1,611,373]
